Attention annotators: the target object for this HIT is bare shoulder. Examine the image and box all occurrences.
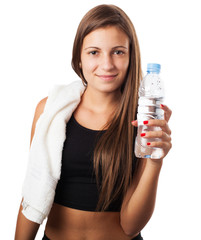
[30,97,48,146]
[35,97,48,116]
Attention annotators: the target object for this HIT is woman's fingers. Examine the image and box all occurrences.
[143,119,171,136]
[131,105,172,159]
[131,120,138,127]
[140,130,171,142]
[141,119,172,158]
[131,105,172,129]
[146,140,172,152]
[160,104,172,122]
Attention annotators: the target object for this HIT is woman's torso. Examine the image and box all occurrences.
[45,204,135,240]
[44,107,138,240]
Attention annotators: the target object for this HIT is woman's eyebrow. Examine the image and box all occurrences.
[84,47,100,50]
[84,46,128,51]
[112,46,128,49]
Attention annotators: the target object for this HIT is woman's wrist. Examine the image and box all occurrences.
[147,158,163,170]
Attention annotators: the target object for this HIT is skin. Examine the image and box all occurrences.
[15,26,172,240]
[75,26,130,129]
[121,104,172,235]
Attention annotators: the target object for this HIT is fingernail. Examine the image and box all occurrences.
[141,133,146,137]
[143,120,148,125]
[147,142,151,146]
[131,121,135,124]
[161,104,164,108]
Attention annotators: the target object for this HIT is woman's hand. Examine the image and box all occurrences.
[132,104,172,162]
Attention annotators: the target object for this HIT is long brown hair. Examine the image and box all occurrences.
[71,4,142,211]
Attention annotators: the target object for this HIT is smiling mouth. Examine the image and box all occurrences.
[96,74,118,81]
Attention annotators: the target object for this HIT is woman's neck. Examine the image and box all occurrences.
[81,86,121,114]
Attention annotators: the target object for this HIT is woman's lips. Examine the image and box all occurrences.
[96,74,118,81]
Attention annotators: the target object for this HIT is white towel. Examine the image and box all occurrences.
[21,80,86,224]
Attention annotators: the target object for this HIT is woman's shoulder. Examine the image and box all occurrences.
[44,81,85,107]
[34,97,48,121]
[30,97,48,145]
[36,97,48,113]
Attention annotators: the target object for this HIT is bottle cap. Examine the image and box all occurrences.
[147,63,161,74]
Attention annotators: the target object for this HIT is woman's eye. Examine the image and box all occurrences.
[89,51,98,55]
[114,50,124,55]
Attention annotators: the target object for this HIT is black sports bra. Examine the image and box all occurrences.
[54,114,126,211]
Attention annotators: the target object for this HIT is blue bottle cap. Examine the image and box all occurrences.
[147,63,161,74]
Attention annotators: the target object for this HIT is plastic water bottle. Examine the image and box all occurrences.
[134,63,164,159]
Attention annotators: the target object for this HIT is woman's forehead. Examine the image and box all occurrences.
[82,26,129,49]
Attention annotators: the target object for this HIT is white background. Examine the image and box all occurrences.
[0,0,200,239]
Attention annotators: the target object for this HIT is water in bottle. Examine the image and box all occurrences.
[135,63,164,159]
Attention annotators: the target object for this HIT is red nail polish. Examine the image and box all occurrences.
[143,120,148,125]
[161,104,164,108]
[147,142,151,146]
[141,133,146,137]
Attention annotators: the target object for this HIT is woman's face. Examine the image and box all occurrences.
[80,26,130,94]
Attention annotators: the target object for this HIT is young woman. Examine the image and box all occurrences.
[15,4,172,240]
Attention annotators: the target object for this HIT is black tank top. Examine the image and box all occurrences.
[54,114,125,211]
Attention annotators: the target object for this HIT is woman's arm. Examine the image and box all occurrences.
[15,97,48,240]
[120,158,162,237]
[120,105,172,237]
[15,201,40,240]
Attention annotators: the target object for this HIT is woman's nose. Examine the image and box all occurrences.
[100,54,115,71]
